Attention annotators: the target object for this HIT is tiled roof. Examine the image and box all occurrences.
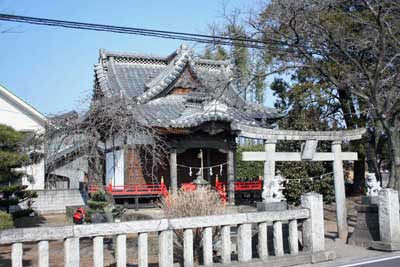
[93,44,284,129]
[131,94,282,129]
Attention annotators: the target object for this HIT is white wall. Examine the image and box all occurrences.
[21,160,45,190]
[51,157,88,189]
[106,150,124,186]
[0,94,44,132]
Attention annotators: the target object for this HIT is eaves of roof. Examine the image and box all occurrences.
[0,83,47,127]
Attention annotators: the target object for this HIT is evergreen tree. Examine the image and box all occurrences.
[0,124,37,213]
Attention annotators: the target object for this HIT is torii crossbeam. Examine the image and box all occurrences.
[234,123,366,240]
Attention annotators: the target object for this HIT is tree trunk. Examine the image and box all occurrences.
[366,131,382,182]
[337,89,367,193]
[352,157,365,194]
[387,127,400,190]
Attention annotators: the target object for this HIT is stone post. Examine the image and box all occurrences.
[237,223,252,262]
[138,233,148,267]
[263,140,276,202]
[170,149,178,195]
[159,230,173,267]
[202,227,213,266]
[301,193,325,253]
[183,229,194,267]
[227,149,235,204]
[116,234,127,267]
[12,243,22,267]
[258,222,268,260]
[221,225,231,264]
[38,240,49,267]
[371,189,400,251]
[273,221,284,257]
[379,189,400,242]
[332,141,348,239]
[93,237,103,267]
[64,237,79,267]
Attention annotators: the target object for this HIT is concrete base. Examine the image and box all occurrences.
[213,251,335,267]
[257,201,288,212]
[31,189,86,214]
[371,241,400,252]
[348,204,379,248]
[361,196,379,205]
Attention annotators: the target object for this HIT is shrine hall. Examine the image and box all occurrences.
[90,44,284,205]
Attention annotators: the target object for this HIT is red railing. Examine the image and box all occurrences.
[215,179,262,192]
[88,183,169,199]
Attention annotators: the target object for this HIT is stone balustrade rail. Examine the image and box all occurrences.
[0,192,333,267]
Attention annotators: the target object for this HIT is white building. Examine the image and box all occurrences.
[0,84,46,132]
[0,83,86,213]
[0,83,47,189]
[0,84,87,190]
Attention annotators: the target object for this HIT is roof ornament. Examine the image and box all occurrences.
[178,43,191,54]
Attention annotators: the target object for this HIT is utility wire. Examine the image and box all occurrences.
[0,13,285,50]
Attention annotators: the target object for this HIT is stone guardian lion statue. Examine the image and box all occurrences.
[365,172,381,197]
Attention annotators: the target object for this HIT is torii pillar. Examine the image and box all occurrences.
[243,138,358,240]
[332,141,348,239]
[262,140,277,201]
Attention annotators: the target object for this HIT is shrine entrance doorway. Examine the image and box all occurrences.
[176,148,228,186]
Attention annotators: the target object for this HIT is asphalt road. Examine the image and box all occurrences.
[336,255,400,267]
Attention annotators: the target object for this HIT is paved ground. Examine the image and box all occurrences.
[343,257,400,267]
[304,252,400,267]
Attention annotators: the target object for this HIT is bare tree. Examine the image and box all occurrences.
[229,0,400,189]
[44,91,166,189]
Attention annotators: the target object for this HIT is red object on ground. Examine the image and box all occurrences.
[73,207,85,224]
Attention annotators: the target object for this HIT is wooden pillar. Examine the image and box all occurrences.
[332,141,348,239]
[263,140,277,202]
[170,149,178,195]
[227,149,235,204]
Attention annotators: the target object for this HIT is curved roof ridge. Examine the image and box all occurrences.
[137,46,192,104]
[100,49,168,62]
[194,57,231,66]
[94,63,111,97]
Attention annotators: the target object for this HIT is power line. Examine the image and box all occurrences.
[0,13,276,49]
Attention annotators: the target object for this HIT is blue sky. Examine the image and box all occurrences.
[0,0,273,115]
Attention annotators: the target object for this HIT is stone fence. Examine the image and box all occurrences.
[0,193,334,267]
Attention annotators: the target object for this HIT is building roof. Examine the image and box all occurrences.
[93,44,284,129]
[0,83,47,130]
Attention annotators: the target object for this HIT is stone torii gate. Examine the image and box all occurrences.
[234,123,366,239]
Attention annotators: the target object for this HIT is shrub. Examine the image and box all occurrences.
[236,145,264,180]
[283,175,335,206]
[161,187,224,264]
[90,190,107,202]
[237,144,334,205]
[0,211,14,229]
[11,208,34,219]
[88,190,108,211]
